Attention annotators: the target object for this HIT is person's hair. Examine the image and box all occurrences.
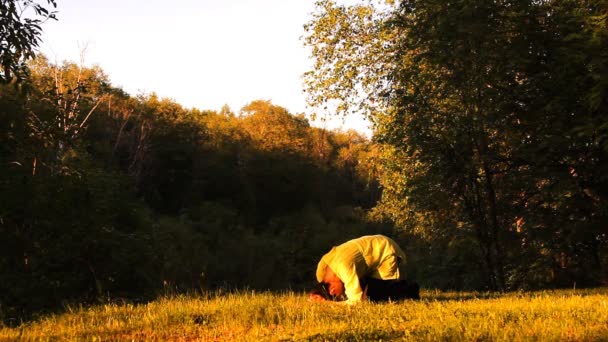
[310,282,347,301]
[309,282,333,301]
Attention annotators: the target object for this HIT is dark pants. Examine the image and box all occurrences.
[361,278,420,302]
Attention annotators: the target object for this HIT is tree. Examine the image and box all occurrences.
[303,0,397,121]
[304,0,608,290]
[0,0,56,83]
[239,100,311,154]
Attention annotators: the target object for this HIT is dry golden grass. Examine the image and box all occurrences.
[2,288,607,341]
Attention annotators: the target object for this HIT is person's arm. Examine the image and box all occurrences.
[339,263,366,304]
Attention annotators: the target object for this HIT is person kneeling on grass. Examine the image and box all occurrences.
[309,235,420,304]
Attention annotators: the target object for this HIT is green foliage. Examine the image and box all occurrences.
[0,0,56,83]
[305,0,608,291]
[0,149,158,320]
[4,0,606,324]
[0,53,383,322]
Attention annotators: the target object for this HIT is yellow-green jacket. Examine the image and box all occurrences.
[315,235,407,303]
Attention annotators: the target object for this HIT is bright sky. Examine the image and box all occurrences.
[39,0,371,136]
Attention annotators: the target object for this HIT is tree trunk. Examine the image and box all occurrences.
[464,174,499,291]
[482,161,506,291]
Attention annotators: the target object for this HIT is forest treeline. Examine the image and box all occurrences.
[1,55,388,320]
[1,0,608,323]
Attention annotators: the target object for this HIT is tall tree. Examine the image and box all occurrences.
[304,0,608,289]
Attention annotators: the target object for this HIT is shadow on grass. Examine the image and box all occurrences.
[422,287,608,303]
[0,295,153,327]
[421,291,502,302]
[298,330,405,342]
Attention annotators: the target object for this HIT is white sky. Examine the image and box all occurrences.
[39,0,371,136]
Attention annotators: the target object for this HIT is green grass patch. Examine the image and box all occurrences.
[2,289,607,341]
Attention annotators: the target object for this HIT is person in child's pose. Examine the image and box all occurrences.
[309,235,420,304]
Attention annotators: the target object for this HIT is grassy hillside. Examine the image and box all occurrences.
[2,289,607,341]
